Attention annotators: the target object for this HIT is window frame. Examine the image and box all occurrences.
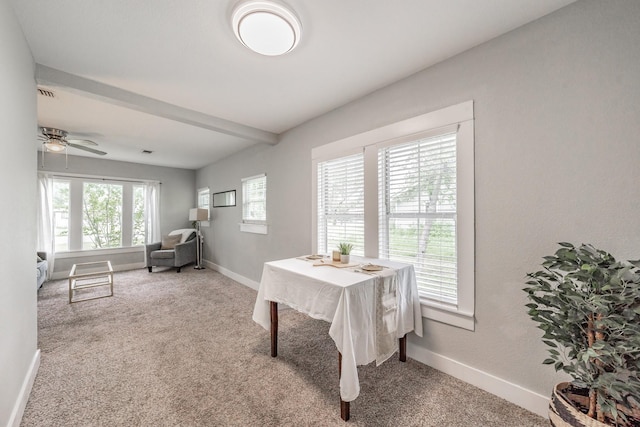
[81,179,125,250]
[50,174,153,253]
[312,101,475,330]
[241,173,268,234]
[196,187,210,227]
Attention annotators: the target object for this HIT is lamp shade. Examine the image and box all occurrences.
[189,208,208,221]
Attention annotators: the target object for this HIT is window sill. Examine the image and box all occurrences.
[420,297,475,331]
[239,223,268,234]
[55,246,144,258]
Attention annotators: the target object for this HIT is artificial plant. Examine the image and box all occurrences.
[524,242,640,424]
[338,242,354,255]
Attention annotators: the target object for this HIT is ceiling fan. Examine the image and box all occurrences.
[38,127,107,156]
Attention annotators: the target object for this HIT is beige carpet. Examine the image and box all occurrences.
[22,267,548,426]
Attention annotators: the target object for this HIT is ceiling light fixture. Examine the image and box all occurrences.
[231,1,301,56]
[44,138,67,152]
[42,128,68,153]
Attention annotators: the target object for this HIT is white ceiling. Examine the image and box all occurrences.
[11,0,576,169]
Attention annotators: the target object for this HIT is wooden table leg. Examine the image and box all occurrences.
[341,399,350,421]
[270,301,278,357]
[338,352,350,421]
[399,334,407,362]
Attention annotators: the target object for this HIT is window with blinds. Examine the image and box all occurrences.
[242,174,267,223]
[379,132,458,304]
[312,102,474,329]
[317,153,365,256]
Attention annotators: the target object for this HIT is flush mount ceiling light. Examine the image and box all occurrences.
[232,1,301,56]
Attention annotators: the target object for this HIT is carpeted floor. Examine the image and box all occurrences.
[22,267,549,426]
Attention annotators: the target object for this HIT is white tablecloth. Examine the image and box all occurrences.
[252,256,423,402]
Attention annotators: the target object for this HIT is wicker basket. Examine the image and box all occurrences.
[549,382,608,427]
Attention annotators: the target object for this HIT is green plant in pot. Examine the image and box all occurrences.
[338,242,353,264]
[525,242,640,426]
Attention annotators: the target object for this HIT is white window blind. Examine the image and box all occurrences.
[317,153,365,256]
[379,132,458,304]
[242,174,267,223]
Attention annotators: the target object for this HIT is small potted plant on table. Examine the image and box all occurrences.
[338,242,353,264]
[524,242,640,426]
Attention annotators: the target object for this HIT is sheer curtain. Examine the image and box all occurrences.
[36,172,55,278]
[144,181,161,244]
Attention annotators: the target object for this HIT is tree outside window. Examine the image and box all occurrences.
[83,182,123,249]
[132,185,145,246]
[52,180,70,252]
[51,176,151,251]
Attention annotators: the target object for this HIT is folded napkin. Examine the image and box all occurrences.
[373,268,398,366]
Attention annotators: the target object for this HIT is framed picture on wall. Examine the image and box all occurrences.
[212,190,236,208]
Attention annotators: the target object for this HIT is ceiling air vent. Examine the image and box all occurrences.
[37,88,55,98]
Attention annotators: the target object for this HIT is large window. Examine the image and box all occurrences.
[51,176,150,251]
[83,182,123,249]
[312,101,474,330]
[379,132,457,304]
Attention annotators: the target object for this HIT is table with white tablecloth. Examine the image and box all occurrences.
[252,256,423,420]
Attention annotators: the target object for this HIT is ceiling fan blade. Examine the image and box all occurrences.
[67,143,107,156]
[67,138,98,146]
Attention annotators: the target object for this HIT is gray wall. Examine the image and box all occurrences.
[198,0,640,405]
[0,0,38,425]
[39,154,196,274]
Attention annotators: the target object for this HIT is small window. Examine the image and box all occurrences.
[241,174,267,234]
[196,187,210,227]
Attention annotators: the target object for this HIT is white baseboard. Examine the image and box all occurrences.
[407,341,550,418]
[204,260,260,291]
[8,349,40,427]
[201,261,550,419]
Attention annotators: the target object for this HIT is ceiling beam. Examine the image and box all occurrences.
[35,64,278,145]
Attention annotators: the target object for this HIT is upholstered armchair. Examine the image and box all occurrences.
[145,229,197,273]
[37,251,48,289]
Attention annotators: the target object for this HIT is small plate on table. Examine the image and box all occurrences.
[361,263,383,271]
[306,254,324,260]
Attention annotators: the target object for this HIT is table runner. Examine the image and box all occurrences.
[252,256,423,402]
